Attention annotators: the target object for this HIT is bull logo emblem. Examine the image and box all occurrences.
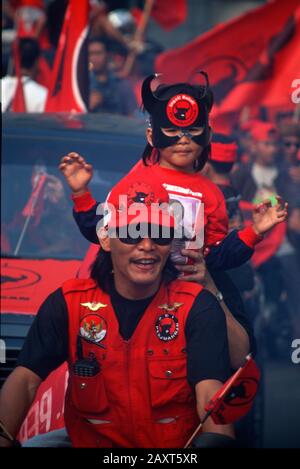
[173,103,191,120]
[132,191,149,203]
[167,94,199,127]
[155,312,179,341]
[224,378,258,406]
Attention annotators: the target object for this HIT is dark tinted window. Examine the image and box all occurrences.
[1,114,145,259]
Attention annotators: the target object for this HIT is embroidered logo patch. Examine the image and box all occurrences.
[166,94,199,127]
[79,314,107,344]
[155,313,179,341]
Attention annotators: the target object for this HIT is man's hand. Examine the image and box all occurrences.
[176,249,206,284]
[252,196,288,235]
[59,152,93,196]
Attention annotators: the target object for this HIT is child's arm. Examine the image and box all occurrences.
[60,153,100,244]
[206,197,288,271]
[59,152,93,196]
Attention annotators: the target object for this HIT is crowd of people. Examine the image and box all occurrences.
[1,0,163,114]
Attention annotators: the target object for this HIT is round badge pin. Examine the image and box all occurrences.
[155,313,179,341]
[166,94,199,127]
[79,314,107,344]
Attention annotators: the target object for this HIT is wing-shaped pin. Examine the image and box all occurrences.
[158,302,183,312]
[80,302,107,311]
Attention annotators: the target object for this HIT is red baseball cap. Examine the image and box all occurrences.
[250,121,278,142]
[104,170,175,229]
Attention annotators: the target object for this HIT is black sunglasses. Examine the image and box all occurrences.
[284,141,300,149]
[114,226,174,246]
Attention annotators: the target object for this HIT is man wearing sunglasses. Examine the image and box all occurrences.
[0,174,237,448]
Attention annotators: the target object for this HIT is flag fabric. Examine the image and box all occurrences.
[11,40,26,112]
[45,0,89,112]
[22,173,47,226]
[131,1,187,31]
[151,0,187,31]
[204,355,261,425]
[155,0,300,120]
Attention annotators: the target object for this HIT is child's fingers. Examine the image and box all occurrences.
[84,164,93,173]
[275,195,283,206]
[275,201,288,213]
[60,152,86,165]
[175,264,198,273]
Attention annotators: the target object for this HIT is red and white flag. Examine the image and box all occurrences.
[22,173,47,226]
[45,0,89,112]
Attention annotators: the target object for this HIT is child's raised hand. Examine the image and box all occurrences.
[59,152,93,195]
[252,196,288,235]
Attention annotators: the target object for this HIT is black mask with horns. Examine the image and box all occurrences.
[141,72,214,150]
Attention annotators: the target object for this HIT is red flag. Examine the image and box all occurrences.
[219,5,300,115]
[22,173,47,226]
[11,40,26,112]
[45,0,89,112]
[204,355,261,424]
[151,0,187,31]
[155,0,299,119]
[131,1,187,31]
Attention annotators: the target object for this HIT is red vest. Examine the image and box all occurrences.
[63,278,203,448]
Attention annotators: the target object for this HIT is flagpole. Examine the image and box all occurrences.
[184,354,256,448]
[120,0,155,78]
[13,193,38,257]
[184,410,213,448]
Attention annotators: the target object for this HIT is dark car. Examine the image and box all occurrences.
[1,112,145,399]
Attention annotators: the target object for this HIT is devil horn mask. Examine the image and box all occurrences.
[141,74,161,114]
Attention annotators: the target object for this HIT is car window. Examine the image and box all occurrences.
[1,119,144,260]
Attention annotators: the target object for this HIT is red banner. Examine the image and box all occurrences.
[1,259,81,315]
[18,363,68,443]
[45,0,89,112]
[155,0,300,120]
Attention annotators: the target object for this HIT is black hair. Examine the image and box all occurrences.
[209,160,234,174]
[90,248,179,292]
[19,38,40,69]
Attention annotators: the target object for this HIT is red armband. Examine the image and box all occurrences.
[238,225,263,248]
[71,190,97,212]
